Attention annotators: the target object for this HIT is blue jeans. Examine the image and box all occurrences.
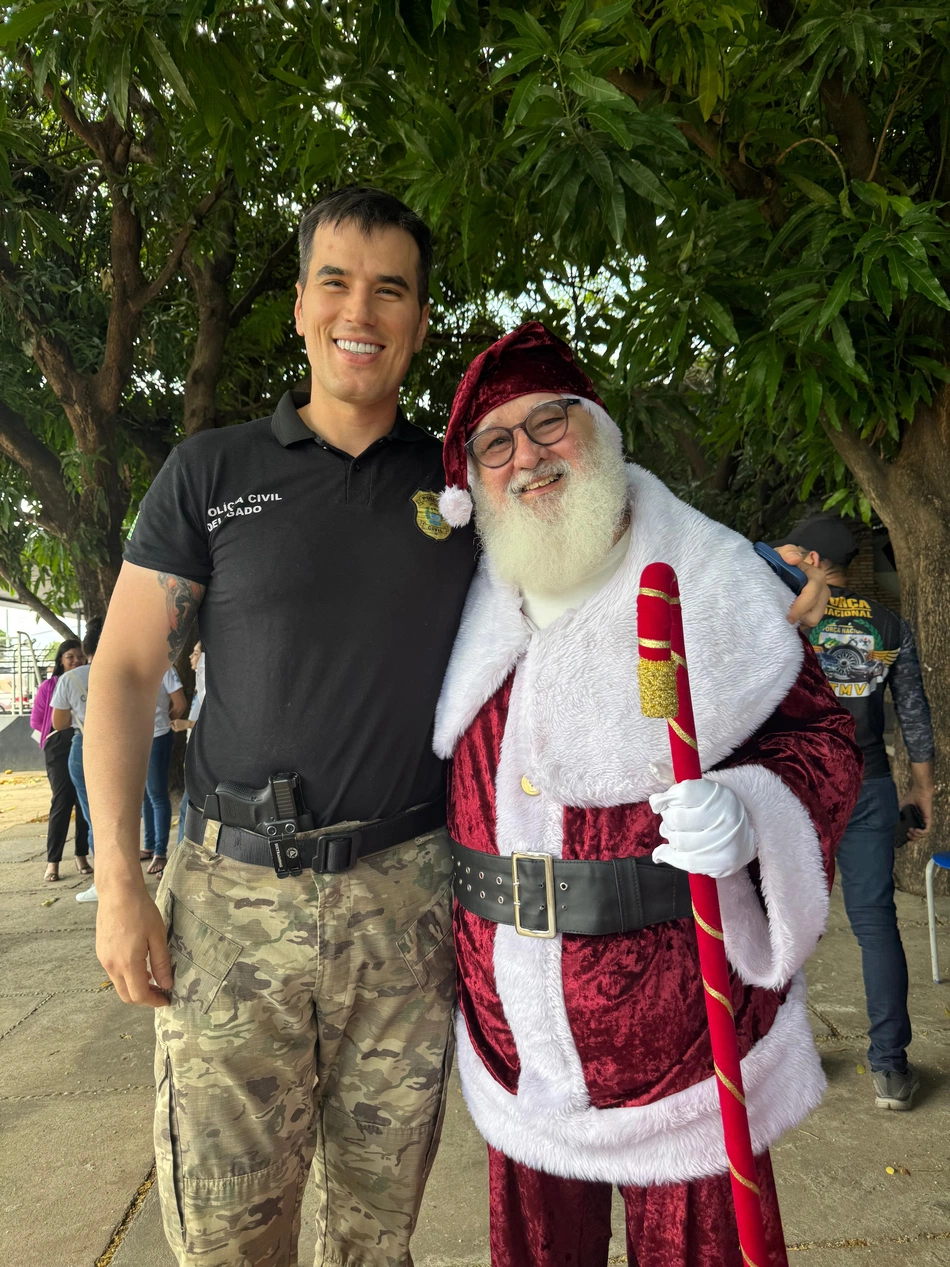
[177,792,189,846]
[142,730,174,858]
[68,731,94,855]
[835,775,911,1073]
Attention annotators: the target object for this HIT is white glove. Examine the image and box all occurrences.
[648,778,756,878]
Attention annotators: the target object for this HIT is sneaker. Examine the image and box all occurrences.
[75,884,98,904]
[872,1067,920,1111]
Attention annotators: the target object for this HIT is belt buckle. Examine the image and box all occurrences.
[511,851,556,938]
[313,834,357,874]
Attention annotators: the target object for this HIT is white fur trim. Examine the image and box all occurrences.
[457,971,823,1186]
[439,485,473,528]
[578,396,624,454]
[434,462,803,805]
[708,765,829,990]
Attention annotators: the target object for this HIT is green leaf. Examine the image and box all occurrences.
[816,262,858,334]
[697,43,720,122]
[431,0,452,30]
[558,0,586,45]
[785,172,837,209]
[802,366,823,427]
[587,1,634,33]
[553,167,583,232]
[144,31,196,111]
[902,257,950,309]
[698,293,738,345]
[567,70,624,102]
[886,249,908,300]
[615,157,674,209]
[585,105,633,149]
[866,265,892,318]
[0,0,61,47]
[504,73,545,131]
[605,176,625,246]
[908,356,950,383]
[668,306,689,364]
[741,351,770,410]
[831,315,856,368]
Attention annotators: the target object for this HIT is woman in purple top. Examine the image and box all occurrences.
[31,639,91,882]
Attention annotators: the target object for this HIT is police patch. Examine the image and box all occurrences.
[411,490,451,540]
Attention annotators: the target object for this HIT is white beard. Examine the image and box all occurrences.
[471,425,630,595]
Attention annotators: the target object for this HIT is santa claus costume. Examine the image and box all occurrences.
[435,325,862,1267]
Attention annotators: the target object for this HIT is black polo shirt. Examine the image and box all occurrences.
[124,391,477,825]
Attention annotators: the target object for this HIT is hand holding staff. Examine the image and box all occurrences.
[637,561,774,1267]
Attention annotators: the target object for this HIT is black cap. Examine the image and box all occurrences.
[773,516,858,568]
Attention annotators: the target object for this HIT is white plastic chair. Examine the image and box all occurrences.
[925,853,950,984]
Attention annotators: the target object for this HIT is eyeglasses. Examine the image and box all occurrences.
[465,397,580,469]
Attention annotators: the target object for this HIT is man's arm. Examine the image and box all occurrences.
[889,616,935,839]
[51,707,73,731]
[85,563,205,1006]
[168,687,188,722]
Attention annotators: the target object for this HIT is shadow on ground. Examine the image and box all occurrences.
[1,813,948,1266]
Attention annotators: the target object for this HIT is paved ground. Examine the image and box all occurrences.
[2,795,949,1267]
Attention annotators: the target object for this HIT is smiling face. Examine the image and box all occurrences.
[294,220,429,417]
[472,393,596,512]
[61,647,84,672]
[469,394,630,595]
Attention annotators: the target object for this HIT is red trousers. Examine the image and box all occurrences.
[488,1147,789,1267]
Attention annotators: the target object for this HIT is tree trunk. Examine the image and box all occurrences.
[827,388,950,895]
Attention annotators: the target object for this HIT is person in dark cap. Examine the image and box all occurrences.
[435,324,863,1267]
[775,517,934,1112]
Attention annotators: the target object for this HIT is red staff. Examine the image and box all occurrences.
[637,561,772,1267]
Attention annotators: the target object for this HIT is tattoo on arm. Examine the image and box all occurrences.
[157,573,205,662]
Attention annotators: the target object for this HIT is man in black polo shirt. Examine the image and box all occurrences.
[85,189,476,1267]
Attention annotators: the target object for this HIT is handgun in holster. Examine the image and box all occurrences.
[204,772,314,877]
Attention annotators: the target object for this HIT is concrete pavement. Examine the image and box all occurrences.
[2,800,949,1266]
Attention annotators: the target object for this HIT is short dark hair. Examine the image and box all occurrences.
[53,638,82,677]
[82,616,104,658]
[297,186,432,305]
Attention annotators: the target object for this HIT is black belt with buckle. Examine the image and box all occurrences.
[184,797,446,877]
[451,839,693,937]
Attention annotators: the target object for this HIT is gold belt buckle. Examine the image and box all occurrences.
[511,851,557,938]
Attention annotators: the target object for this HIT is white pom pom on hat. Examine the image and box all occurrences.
[438,485,474,528]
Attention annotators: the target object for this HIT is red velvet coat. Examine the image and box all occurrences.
[434,464,862,1187]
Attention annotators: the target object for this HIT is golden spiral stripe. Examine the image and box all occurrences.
[638,637,672,649]
[742,1251,761,1267]
[729,1162,761,1196]
[714,1063,746,1106]
[692,905,724,940]
[669,719,699,750]
[638,588,681,604]
[671,651,687,668]
[702,978,735,1017]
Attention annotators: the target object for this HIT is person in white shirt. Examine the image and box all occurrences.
[171,642,204,846]
[141,665,187,874]
[51,616,103,903]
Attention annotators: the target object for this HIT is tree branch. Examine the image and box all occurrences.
[822,417,892,511]
[229,232,297,328]
[0,560,77,641]
[0,397,76,533]
[818,75,876,181]
[136,181,228,313]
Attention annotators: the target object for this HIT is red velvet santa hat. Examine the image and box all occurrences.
[438,322,606,528]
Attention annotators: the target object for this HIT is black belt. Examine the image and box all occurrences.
[451,839,692,937]
[184,797,446,877]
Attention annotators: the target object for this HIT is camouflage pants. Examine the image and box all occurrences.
[153,825,455,1267]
